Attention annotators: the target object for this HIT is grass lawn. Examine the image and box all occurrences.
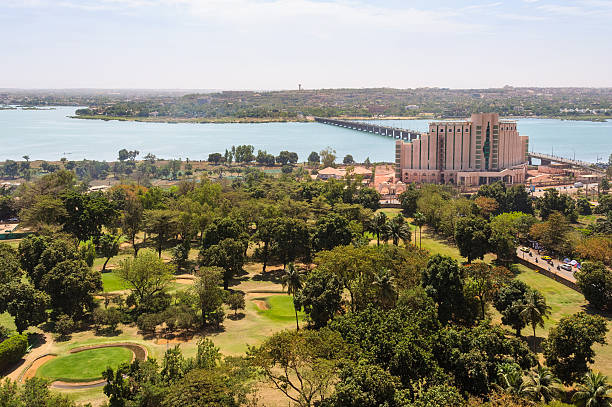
[376,208,402,217]
[101,271,131,292]
[0,312,16,331]
[36,347,133,382]
[253,295,304,323]
[510,264,612,375]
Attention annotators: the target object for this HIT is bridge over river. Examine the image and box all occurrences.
[314,117,420,141]
[528,152,603,173]
[315,117,601,172]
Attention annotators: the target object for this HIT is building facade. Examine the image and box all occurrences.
[395,113,529,186]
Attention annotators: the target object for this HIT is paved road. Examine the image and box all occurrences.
[516,247,577,283]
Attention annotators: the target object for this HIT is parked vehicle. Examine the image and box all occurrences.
[560,264,572,271]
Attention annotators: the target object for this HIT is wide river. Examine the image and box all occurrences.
[1,107,610,163]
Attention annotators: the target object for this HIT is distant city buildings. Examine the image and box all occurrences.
[395,113,529,186]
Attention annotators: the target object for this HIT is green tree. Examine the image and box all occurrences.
[494,279,530,336]
[520,289,551,351]
[281,263,303,330]
[525,365,560,403]
[529,211,572,256]
[421,255,468,325]
[201,238,246,290]
[273,217,311,268]
[543,312,609,384]
[98,233,124,272]
[0,280,49,334]
[117,250,174,312]
[373,270,397,310]
[61,191,118,241]
[225,292,245,317]
[121,192,144,257]
[399,184,420,217]
[454,216,491,263]
[575,261,612,311]
[0,243,21,285]
[41,259,102,318]
[294,268,343,329]
[192,267,225,326]
[313,213,352,251]
[248,328,348,407]
[343,154,354,165]
[320,147,336,168]
[143,209,180,258]
[368,212,389,246]
[536,188,578,222]
[464,262,510,320]
[327,363,400,407]
[413,211,426,249]
[386,214,411,246]
[572,371,612,407]
[161,368,242,407]
[308,151,320,164]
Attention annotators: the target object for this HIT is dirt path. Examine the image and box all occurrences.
[5,332,55,382]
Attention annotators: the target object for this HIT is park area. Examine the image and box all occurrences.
[1,208,611,406]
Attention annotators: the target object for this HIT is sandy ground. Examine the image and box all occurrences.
[5,332,54,382]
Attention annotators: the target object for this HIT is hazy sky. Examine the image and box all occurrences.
[1,0,611,89]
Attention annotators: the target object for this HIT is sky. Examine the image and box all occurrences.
[1,0,611,89]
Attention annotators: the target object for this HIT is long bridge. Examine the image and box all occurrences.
[314,117,421,141]
[528,152,603,173]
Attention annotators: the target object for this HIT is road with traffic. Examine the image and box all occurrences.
[516,247,577,283]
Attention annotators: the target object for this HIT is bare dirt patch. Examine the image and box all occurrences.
[21,354,56,381]
[252,300,269,310]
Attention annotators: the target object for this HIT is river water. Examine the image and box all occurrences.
[1,107,610,163]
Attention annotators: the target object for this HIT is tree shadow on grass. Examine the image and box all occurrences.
[521,335,546,353]
[227,312,246,321]
[251,267,285,284]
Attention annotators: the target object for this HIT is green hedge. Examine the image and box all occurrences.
[0,334,28,371]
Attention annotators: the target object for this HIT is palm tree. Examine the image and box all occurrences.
[572,371,612,407]
[281,263,303,331]
[413,211,426,249]
[374,270,397,309]
[525,365,560,403]
[498,364,529,398]
[387,214,411,246]
[368,212,389,246]
[520,289,552,352]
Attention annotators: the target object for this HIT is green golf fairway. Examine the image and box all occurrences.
[37,347,132,382]
[254,295,304,322]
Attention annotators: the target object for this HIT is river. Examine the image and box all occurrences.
[1,107,610,163]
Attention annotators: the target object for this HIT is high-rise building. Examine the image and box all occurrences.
[395,113,529,186]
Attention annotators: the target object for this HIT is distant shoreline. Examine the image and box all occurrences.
[69,114,610,124]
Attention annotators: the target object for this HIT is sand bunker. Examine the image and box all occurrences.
[21,354,56,381]
[253,300,269,310]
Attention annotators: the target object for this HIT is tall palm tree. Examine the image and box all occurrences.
[368,212,389,246]
[413,211,426,249]
[374,270,397,309]
[281,263,303,331]
[387,214,411,246]
[572,371,612,407]
[520,289,552,352]
[525,365,560,403]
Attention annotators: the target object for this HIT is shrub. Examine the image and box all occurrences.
[0,334,28,371]
[225,292,246,316]
[54,315,75,339]
[208,308,225,329]
[137,313,161,334]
